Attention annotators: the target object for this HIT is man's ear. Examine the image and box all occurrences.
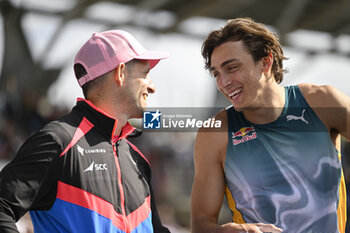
[114,63,126,86]
[262,53,273,73]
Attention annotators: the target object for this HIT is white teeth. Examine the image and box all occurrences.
[143,94,148,101]
[228,88,242,97]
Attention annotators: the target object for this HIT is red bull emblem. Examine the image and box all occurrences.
[232,126,257,145]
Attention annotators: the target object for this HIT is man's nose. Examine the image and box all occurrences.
[219,73,232,89]
[147,79,156,94]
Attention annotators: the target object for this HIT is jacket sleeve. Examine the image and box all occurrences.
[126,138,171,233]
[150,183,171,233]
[0,131,61,233]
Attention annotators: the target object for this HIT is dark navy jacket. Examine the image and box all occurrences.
[0,98,170,233]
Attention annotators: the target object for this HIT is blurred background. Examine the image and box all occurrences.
[0,0,350,232]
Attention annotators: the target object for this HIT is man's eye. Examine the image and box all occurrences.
[227,65,238,71]
[211,72,219,78]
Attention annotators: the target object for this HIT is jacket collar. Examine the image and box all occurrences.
[73,98,136,142]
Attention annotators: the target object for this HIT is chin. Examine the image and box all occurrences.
[231,102,245,112]
[229,97,246,112]
[127,104,143,119]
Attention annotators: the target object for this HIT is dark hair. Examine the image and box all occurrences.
[73,63,111,98]
[82,73,111,98]
[202,17,287,83]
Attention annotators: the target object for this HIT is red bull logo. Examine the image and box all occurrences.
[232,126,257,145]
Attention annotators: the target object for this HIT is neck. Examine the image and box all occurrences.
[113,116,128,137]
[90,98,129,137]
[243,83,285,125]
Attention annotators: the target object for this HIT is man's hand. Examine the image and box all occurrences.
[221,222,283,233]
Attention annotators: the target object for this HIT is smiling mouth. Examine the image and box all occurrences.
[142,93,148,101]
[228,88,242,100]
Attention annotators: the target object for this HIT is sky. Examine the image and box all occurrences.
[1,1,350,110]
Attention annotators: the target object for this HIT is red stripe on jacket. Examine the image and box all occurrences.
[56,181,151,233]
[59,117,94,157]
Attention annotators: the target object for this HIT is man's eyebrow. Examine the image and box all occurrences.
[209,58,239,72]
[221,58,239,68]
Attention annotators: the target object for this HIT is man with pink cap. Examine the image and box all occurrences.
[0,30,170,233]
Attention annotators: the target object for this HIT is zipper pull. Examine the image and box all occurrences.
[113,139,121,156]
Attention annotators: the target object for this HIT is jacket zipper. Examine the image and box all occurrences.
[112,140,130,233]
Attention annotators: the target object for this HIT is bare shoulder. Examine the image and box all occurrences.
[191,109,229,233]
[298,83,347,108]
[194,109,228,165]
[298,83,350,139]
[196,109,228,140]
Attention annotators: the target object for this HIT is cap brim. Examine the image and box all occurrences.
[134,51,170,69]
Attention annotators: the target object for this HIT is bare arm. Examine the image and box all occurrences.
[191,112,227,233]
[191,110,282,233]
[299,84,350,141]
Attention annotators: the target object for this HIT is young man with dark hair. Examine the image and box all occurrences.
[191,18,350,233]
[0,30,171,233]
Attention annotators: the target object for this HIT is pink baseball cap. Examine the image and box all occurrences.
[74,30,169,86]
